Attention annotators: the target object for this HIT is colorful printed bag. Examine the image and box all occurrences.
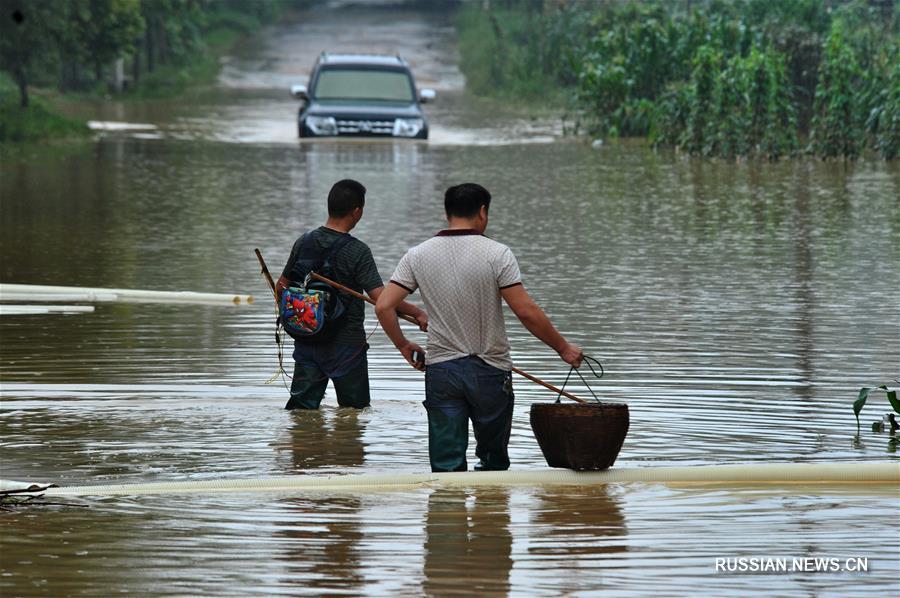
[280,285,331,338]
[279,232,353,341]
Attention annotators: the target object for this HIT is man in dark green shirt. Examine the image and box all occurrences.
[277,179,427,410]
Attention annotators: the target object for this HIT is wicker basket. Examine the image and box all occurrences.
[529,402,629,471]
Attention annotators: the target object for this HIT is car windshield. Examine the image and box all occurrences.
[313,68,414,102]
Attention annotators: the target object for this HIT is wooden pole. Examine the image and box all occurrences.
[311,271,587,404]
[254,249,587,404]
[255,248,277,295]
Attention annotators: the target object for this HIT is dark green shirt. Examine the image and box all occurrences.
[282,226,383,346]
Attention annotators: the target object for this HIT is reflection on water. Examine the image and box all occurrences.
[279,409,368,471]
[2,485,895,595]
[525,486,628,594]
[277,495,367,593]
[1,1,898,595]
[1,133,898,596]
[423,489,512,596]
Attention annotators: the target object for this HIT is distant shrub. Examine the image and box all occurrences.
[457,0,899,160]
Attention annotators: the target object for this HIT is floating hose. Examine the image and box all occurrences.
[0,283,253,306]
[24,462,900,497]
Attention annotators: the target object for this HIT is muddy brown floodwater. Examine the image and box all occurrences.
[1,2,898,596]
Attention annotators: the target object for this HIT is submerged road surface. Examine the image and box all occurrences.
[1,1,898,595]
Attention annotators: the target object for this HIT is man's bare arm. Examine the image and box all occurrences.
[368,285,427,331]
[375,282,425,370]
[500,284,583,367]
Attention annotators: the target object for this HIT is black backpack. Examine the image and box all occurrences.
[280,231,354,342]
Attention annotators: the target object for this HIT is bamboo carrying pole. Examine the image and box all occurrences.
[254,249,587,404]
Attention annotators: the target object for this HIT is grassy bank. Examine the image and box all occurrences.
[456,0,899,160]
[0,75,89,143]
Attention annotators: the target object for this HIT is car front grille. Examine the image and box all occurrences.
[335,119,395,135]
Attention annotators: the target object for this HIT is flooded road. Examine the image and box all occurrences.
[1,2,899,595]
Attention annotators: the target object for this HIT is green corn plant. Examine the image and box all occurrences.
[853,384,900,433]
[810,23,865,159]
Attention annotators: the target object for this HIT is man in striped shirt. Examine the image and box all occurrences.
[376,183,582,472]
[278,179,426,410]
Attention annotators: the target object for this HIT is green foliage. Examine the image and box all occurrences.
[649,82,690,148]
[0,0,294,103]
[0,0,62,107]
[0,74,88,142]
[853,385,900,432]
[670,44,798,159]
[70,0,144,76]
[0,0,295,139]
[860,44,900,160]
[810,24,865,159]
[456,0,899,160]
[866,61,900,159]
[682,44,722,154]
[456,1,590,104]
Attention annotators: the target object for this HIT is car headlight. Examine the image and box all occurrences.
[305,116,337,136]
[393,118,424,138]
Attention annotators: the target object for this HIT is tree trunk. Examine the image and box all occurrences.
[13,67,28,108]
[132,42,141,85]
[112,58,125,93]
[146,26,155,72]
[157,19,167,65]
[487,9,505,84]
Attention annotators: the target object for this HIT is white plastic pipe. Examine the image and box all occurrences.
[0,304,95,315]
[0,291,119,303]
[1,480,56,492]
[87,121,157,131]
[31,463,900,497]
[0,284,253,306]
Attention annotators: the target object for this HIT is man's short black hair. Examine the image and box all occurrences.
[328,179,366,218]
[444,183,491,219]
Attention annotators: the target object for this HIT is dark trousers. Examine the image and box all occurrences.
[423,356,515,472]
[286,342,370,410]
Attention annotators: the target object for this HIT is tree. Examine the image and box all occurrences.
[0,0,63,107]
[69,0,143,82]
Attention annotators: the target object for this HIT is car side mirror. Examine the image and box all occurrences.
[419,88,436,103]
[290,84,309,101]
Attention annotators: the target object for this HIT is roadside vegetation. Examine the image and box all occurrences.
[0,0,296,143]
[0,73,89,142]
[457,0,899,160]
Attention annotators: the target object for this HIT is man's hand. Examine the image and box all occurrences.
[399,340,426,371]
[413,309,428,332]
[559,342,583,368]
